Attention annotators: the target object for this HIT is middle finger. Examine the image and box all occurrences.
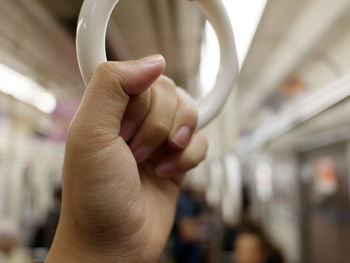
[129,76,177,163]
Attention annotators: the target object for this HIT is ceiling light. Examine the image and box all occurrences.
[0,63,56,114]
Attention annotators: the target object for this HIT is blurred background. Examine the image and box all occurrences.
[1,0,350,262]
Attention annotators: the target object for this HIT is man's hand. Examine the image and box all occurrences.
[46,55,208,263]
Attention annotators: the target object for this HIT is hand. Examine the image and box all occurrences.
[46,55,208,263]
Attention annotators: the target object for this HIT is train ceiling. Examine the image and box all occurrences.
[2,0,350,147]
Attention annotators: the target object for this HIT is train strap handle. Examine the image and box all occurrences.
[76,0,239,129]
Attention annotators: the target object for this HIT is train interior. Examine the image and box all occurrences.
[1,0,350,262]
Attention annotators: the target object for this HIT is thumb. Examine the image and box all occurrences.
[79,55,165,131]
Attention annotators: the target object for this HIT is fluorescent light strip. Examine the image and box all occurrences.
[200,0,268,95]
[0,63,56,114]
[237,74,350,155]
[225,0,268,66]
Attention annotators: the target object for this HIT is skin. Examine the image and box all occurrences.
[45,54,208,263]
[234,234,267,263]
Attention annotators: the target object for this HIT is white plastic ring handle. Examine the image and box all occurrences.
[76,0,239,129]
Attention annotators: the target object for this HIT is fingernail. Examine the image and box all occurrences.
[132,145,153,163]
[173,126,192,149]
[138,54,164,65]
[120,120,136,141]
[156,162,175,177]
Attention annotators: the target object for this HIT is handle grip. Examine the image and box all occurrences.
[76,0,239,129]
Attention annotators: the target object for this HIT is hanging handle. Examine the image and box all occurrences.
[76,0,239,129]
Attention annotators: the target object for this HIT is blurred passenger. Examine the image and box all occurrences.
[0,220,31,263]
[233,223,284,263]
[171,190,209,263]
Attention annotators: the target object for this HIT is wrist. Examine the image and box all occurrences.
[46,220,128,263]
[45,216,157,263]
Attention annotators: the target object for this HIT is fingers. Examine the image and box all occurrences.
[129,76,178,162]
[168,88,198,149]
[120,89,151,141]
[146,87,198,164]
[155,133,208,184]
[126,80,199,163]
[79,55,165,132]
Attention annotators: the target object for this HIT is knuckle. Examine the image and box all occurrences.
[151,121,171,136]
[94,62,121,86]
[189,134,208,165]
[199,134,209,156]
[153,76,177,96]
[96,62,115,76]
[184,106,198,127]
[176,87,194,102]
[151,81,178,108]
[157,75,176,88]
[165,83,177,95]
[186,154,198,168]
[177,104,198,128]
[200,148,208,163]
[177,88,197,112]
